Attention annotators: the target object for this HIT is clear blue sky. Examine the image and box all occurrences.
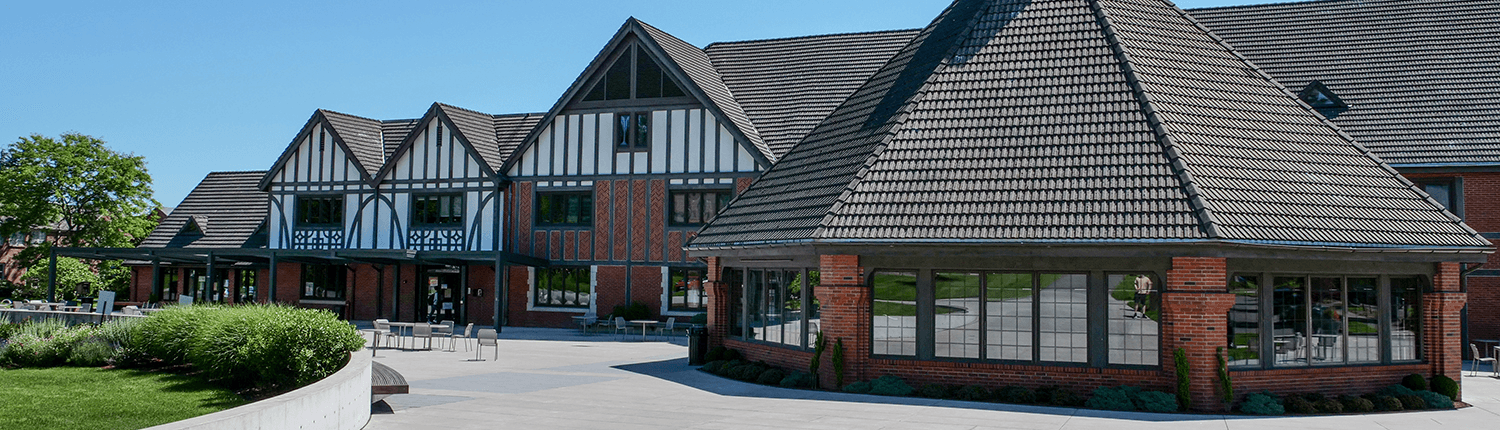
[0,0,1265,207]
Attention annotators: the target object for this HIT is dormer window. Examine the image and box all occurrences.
[582,45,687,102]
[180,218,203,235]
[1298,81,1349,119]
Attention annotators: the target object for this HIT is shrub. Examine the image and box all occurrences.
[714,360,744,376]
[134,305,218,365]
[728,364,764,381]
[1381,384,1418,398]
[689,313,707,325]
[1339,395,1374,413]
[610,302,652,321]
[0,322,21,340]
[955,385,990,402]
[1086,386,1141,412]
[702,360,727,374]
[705,346,726,362]
[1372,395,1403,412]
[756,369,785,385]
[780,372,814,389]
[1402,373,1428,392]
[1313,398,1343,414]
[67,337,116,367]
[832,338,846,388]
[1135,391,1179,413]
[868,375,915,397]
[1284,395,1315,414]
[172,304,364,390]
[1431,375,1458,400]
[1397,394,1426,410]
[918,383,953,399]
[1215,347,1233,407]
[1036,387,1083,407]
[843,381,873,394]
[810,331,826,389]
[1174,348,1191,411]
[1239,392,1285,415]
[1,333,65,367]
[723,348,742,362]
[1414,390,1454,409]
[997,386,1036,404]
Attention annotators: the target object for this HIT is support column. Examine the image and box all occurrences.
[1161,257,1234,412]
[706,257,728,348]
[46,248,57,302]
[205,252,215,303]
[1427,262,1466,399]
[150,259,161,303]
[494,254,506,332]
[267,252,278,303]
[814,254,869,389]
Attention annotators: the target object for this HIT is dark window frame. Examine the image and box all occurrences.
[726,267,819,351]
[300,264,347,300]
[1230,272,1426,370]
[533,266,591,309]
[669,189,734,227]
[1413,178,1463,219]
[296,195,345,227]
[535,191,594,227]
[581,43,690,103]
[668,266,709,312]
[613,111,651,152]
[411,193,465,227]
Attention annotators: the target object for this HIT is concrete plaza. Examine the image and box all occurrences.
[362,327,1500,430]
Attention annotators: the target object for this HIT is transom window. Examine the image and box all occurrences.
[413,194,464,226]
[614,112,651,152]
[296,196,344,227]
[536,192,594,227]
[670,190,733,226]
[534,266,590,308]
[583,45,687,102]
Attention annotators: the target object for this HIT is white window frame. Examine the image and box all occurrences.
[525,265,598,314]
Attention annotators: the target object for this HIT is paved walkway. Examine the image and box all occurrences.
[362,327,1500,430]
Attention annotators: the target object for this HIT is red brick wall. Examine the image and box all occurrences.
[595,182,612,261]
[503,265,576,327]
[707,257,729,346]
[129,266,151,302]
[649,180,665,262]
[517,181,533,253]
[613,181,629,260]
[596,265,628,316]
[466,265,495,327]
[631,180,648,261]
[812,255,870,388]
[1472,277,1500,341]
[1160,257,1235,411]
[350,264,380,321]
[633,265,663,317]
[1428,262,1466,392]
[275,262,299,305]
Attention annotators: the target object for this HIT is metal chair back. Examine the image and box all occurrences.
[476,328,498,360]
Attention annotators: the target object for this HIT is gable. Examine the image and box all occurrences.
[261,113,375,188]
[578,42,690,103]
[380,112,495,183]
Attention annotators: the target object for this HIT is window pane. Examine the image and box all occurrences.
[725,268,744,338]
[1108,273,1159,366]
[662,75,686,97]
[635,47,663,99]
[1039,274,1088,363]
[1390,277,1423,361]
[1347,278,1379,363]
[806,271,821,347]
[605,52,632,100]
[763,271,783,343]
[1228,275,1260,367]
[580,195,593,225]
[1425,183,1452,211]
[985,273,1032,361]
[1310,277,1343,363]
[672,194,686,224]
[669,267,706,312]
[617,114,631,148]
[783,271,804,347]
[872,271,918,356]
[746,270,765,341]
[635,112,650,149]
[688,193,702,224]
[934,272,981,359]
[704,194,718,221]
[1273,277,1308,366]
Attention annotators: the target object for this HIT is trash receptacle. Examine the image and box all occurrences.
[688,326,708,365]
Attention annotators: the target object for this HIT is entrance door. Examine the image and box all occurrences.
[418,267,464,324]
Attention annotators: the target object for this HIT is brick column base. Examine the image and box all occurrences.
[1162,257,1234,412]
[814,255,868,389]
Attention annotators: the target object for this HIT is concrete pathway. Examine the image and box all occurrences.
[362,327,1500,430]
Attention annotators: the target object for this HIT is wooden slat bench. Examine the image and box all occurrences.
[371,361,408,403]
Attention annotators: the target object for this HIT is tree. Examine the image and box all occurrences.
[15,257,116,301]
[0,133,158,285]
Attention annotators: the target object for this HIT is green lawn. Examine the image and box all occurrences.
[0,367,245,430]
[872,272,1060,302]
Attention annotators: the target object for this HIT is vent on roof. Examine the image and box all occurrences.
[1298,81,1349,119]
[582,44,688,102]
[180,217,204,236]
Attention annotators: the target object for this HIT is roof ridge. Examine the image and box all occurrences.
[316,108,382,123]
[1185,0,1343,12]
[434,102,495,117]
[1170,1,1477,228]
[1091,0,1222,239]
[205,170,270,175]
[705,28,924,50]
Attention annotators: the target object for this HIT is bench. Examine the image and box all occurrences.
[371,361,408,403]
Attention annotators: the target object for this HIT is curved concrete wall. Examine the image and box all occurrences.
[146,352,371,430]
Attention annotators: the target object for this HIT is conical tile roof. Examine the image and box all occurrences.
[690,0,1490,250]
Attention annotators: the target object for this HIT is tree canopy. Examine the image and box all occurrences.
[0,133,158,271]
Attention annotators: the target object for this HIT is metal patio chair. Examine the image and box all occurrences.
[475,328,498,361]
[449,323,474,352]
[1472,343,1497,376]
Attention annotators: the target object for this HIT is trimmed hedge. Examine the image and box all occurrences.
[1402,373,1428,391]
[868,375,914,397]
[1431,375,1458,400]
[1240,392,1284,415]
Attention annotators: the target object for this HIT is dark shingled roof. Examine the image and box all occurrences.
[1188,0,1500,166]
[381,119,421,159]
[690,0,1490,250]
[706,29,922,158]
[493,113,544,163]
[637,20,773,162]
[318,110,386,177]
[141,171,268,249]
[435,103,505,170]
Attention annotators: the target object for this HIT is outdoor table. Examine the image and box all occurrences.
[571,316,597,334]
[630,320,658,341]
[386,322,450,349]
[61,306,83,312]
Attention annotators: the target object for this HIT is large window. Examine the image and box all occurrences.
[534,267,590,308]
[237,270,258,303]
[670,190,733,226]
[297,196,343,227]
[872,271,918,356]
[669,267,707,312]
[583,45,687,102]
[1239,274,1423,368]
[1107,273,1159,366]
[536,192,593,227]
[729,268,820,349]
[300,264,345,300]
[412,194,463,226]
[614,112,651,152]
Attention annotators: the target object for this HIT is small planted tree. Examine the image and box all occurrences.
[810,331,827,388]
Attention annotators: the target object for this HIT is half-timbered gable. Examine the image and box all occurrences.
[260,110,384,250]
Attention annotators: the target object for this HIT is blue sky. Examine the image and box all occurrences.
[0,0,1265,207]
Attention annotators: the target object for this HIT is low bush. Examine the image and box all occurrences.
[1313,398,1343,414]
[1369,394,1403,411]
[756,369,785,385]
[996,385,1035,404]
[134,305,218,365]
[1381,384,1418,398]
[1414,390,1454,409]
[0,322,21,340]
[780,372,814,389]
[1036,387,1083,407]
[1239,392,1284,415]
[180,304,364,390]
[701,360,727,374]
[843,381,873,394]
[868,375,915,397]
[1135,390,1179,413]
[954,385,990,402]
[1086,386,1138,411]
[1397,394,1426,410]
[918,383,953,399]
[705,346,727,362]
[1284,395,1315,414]
[727,364,764,381]
[723,348,742,362]
[67,337,115,367]
[1338,395,1374,413]
[1431,375,1458,400]
[610,302,652,321]
[1402,373,1428,392]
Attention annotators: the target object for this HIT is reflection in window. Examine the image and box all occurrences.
[729,268,817,348]
[1424,183,1453,212]
[614,112,651,152]
[670,190,733,226]
[297,196,344,226]
[1039,274,1088,363]
[413,194,463,226]
[668,267,706,311]
[1227,275,1260,367]
[1347,278,1380,363]
[872,271,918,357]
[934,272,980,359]
[301,264,345,300]
[534,267,590,308]
[725,268,744,338]
[536,193,594,226]
[1272,277,1308,366]
[1390,277,1423,362]
[1108,273,1159,366]
[985,273,1032,361]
